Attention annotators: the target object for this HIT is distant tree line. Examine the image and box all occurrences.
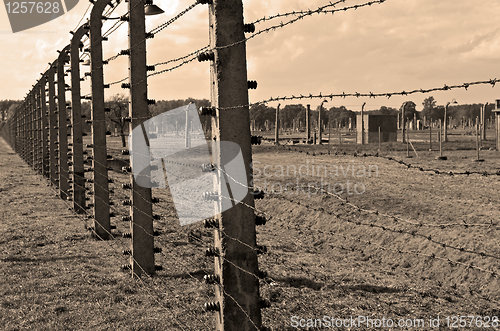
[420,96,495,126]
[1,95,496,143]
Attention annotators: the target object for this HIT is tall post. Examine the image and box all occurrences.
[318,104,322,144]
[40,74,49,178]
[306,104,310,142]
[360,102,366,145]
[406,122,410,157]
[29,89,35,168]
[436,119,447,160]
[495,100,500,151]
[328,113,331,153]
[475,117,481,161]
[209,0,262,329]
[57,46,70,201]
[90,0,111,240]
[128,0,154,275]
[429,125,432,151]
[401,102,406,143]
[20,99,25,162]
[33,84,40,172]
[275,104,280,145]
[481,103,487,141]
[318,100,327,144]
[444,102,449,142]
[32,87,38,170]
[71,24,89,213]
[47,63,58,186]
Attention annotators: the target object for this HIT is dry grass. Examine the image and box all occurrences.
[1,134,499,330]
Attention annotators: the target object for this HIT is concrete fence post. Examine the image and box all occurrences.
[208,0,263,329]
[127,0,155,276]
[275,104,280,145]
[70,24,89,214]
[40,74,49,178]
[29,90,35,168]
[47,63,59,187]
[57,46,70,201]
[494,100,500,151]
[306,104,310,142]
[90,0,111,240]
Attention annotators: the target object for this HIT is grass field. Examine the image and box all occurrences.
[1,131,499,330]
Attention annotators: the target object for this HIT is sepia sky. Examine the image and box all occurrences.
[1,0,500,113]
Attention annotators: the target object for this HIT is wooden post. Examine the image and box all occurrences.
[209,0,262,329]
[496,100,500,151]
[128,0,155,276]
[275,104,280,145]
[328,113,331,153]
[71,24,89,214]
[406,122,410,158]
[57,46,70,201]
[481,103,487,141]
[401,102,406,143]
[439,119,442,156]
[475,117,483,162]
[429,125,432,151]
[360,102,365,145]
[306,104,310,142]
[90,0,111,240]
[318,104,322,144]
[436,119,447,160]
[47,63,59,186]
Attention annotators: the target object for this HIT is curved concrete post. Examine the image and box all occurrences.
[47,61,59,187]
[39,73,49,178]
[71,24,90,214]
[57,45,71,201]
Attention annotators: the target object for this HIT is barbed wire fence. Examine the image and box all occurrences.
[1,0,500,330]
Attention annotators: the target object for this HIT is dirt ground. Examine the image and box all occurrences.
[1,135,500,330]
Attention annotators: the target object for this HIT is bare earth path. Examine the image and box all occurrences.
[0,137,215,331]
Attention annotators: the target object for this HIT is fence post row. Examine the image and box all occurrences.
[207,0,263,330]
[0,0,278,329]
[89,0,111,240]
